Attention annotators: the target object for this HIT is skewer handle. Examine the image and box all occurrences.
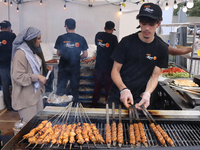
[119,104,121,123]
[106,104,109,124]
[112,102,115,121]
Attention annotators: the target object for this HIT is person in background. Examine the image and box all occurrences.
[11,27,47,123]
[92,21,118,108]
[108,3,168,109]
[0,20,16,111]
[55,18,88,104]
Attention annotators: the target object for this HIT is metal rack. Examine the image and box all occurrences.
[158,22,200,76]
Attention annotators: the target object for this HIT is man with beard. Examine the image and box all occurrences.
[107,3,168,109]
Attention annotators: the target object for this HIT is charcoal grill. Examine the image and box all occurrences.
[2,107,200,150]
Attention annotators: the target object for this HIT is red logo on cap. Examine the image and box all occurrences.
[105,43,109,48]
[2,40,7,45]
[75,42,80,47]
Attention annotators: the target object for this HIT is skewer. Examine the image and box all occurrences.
[25,143,31,148]
[106,104,111,148]
[112,102,117,146]
[128,106,135,148]
[118,105,123,148]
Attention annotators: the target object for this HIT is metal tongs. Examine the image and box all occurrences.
[129,105,148,147]
[140,104,157,125]
[166,81,200,96]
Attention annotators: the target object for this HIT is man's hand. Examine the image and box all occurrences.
[120,89,134,109]
[38,74,47,84]
[135,92,150,109]
[47,66,53,71]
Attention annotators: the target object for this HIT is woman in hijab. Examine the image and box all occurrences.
[11,27,47,123]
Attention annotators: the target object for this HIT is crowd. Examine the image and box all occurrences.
[0,3,192,123]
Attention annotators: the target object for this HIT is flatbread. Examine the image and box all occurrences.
[174,79,199,87]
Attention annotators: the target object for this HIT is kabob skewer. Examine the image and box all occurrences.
[133,105,148,147]
[111,102,117,146]
[106,104,111,148]
[117,105,123,147]
[128,106,135,148]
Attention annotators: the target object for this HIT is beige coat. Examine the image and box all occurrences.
[11,50,45,110]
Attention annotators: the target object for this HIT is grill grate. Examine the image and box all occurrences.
[14,117,200,149]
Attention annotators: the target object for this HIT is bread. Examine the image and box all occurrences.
[174,79,199,87]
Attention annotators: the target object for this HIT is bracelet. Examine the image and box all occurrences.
[120,88,129,94]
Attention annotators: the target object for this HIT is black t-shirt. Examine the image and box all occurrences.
[110,31,168,97]
[95,32,118,70]
[54,33,88,69]
[0,31,16,69]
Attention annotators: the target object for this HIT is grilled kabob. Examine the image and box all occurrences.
[63,124,72,149]
[82,123,90,144]
[90,123,105,144]
[23,120,49,139]
[111,122,117,146]
[57,124,68,146]
[76,122,85,145]
[88,126,97,146]
[129,124,135,147]
[134,123,141,146]
[117,123,123,147]
[156,125,175,146]
[150,123,167,147]
[138,122,148,147]
[50,125,62,147]
[69,123,77,144]
[41,125,58,145]
[105,123,111,146]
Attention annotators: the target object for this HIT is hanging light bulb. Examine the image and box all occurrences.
[187,0,194,8]
[64,3,66,10]
[17,5,19,12]
[119,8,122,15]
[10,0,12,6]
[165,2,169,10]
[182,2,187,12]
[4,0,7,5]
[40,0,42,5]
[173,0,178,9]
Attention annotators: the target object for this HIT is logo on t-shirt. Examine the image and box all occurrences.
[2,40,7,45]
[146,54,157,60]
[105,43,110,48]
[98,41,109,48]
[75,42,80,47]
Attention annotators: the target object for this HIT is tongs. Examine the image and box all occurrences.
[140,105,175,147]
[131,105,148,147]
[166,81,200,96]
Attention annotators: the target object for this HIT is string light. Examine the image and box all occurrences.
[182,2,187,12]
[119,8,122,15]
[64,3,66,10]
[187,0,194,8]
[17,5,19,12]
[173,0,178,9]
[40,0,42,5]
[10,0,12,7]
[165,2,169,10]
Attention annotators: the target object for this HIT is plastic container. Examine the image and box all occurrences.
[13,120,26,135]
[0,91,5,110]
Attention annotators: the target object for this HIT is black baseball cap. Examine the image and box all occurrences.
[0,20,11,29]
[64,18,76,30]
[136,3,162,20]
[105,21,116,31]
